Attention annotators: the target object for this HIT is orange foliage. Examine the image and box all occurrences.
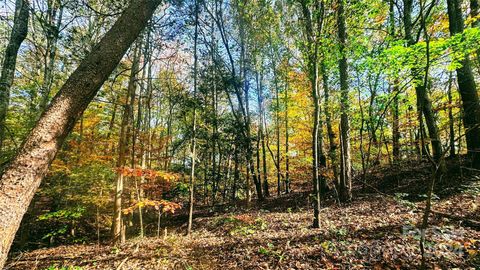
[115,166,179,181]
[122,199,181,215]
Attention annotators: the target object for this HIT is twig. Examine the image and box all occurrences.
[115,257,129,270]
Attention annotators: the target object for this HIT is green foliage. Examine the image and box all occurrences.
[38,207,86,222]
[320,240,337,254]
[258,243,284,261]
[216,215,269,236]
[394,193,416,208]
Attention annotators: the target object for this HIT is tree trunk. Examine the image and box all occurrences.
[299,0,322,228]
[0,1,160,267]
[470,0,480,69]
[404,0,442,162]
[113,41,141,245]
[447,72,456,157]
[272,60,281,196]
[212,1,262,200]
[392,82,400,161]
[187,0,199,235]
[256,70,269,197]
[38,2,64,114]
[232,142,239,202]
[321,62,338,187]
[389,0,400,161]
[337,0,352,202]
[447,0,480,168]
[416,83,442,161]
[0,0,29,151]
[284,74,290,193]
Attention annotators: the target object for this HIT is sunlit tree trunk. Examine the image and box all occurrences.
[0,1,160,267]
[0,0,29,151]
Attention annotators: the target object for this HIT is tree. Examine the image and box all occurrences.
[298,0,323,227]
[389,0,400,162]
[112,41,142,245]
[0,0,161,267]
[38,0,64,114]
[403,0,442,162]
[470,0,480,68]
[187,0,199,235]
[0,0,29,151]
[337,0,352,202]
[447,0,480,168]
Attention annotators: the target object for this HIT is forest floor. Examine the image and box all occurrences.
[4,159,480,270]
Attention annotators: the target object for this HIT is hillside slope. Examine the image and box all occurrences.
[5,161,480,270]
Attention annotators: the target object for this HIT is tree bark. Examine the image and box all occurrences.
[447,72,456,157]
[232,142,239,202]
[337,0,352,202]
[38,1,64,114]
[256,70,269,197]
[447,0,480,168]
[284,73,290,193]
[272,59,281,196]
[299,0,322,228]
[113,41,142,245]
[392,82,400,161]
[470,0,480,69]
[210,1,263,200]
[321,62,338,188]
[0,1,160,267]
[404,0,442,162]
[0,0,29,151]
[187,0,199,235]
[389,0,400,161]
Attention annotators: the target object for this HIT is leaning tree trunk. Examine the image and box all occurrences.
[0,0,160,267]
[447,0,480,168]
[0,0,29,151]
